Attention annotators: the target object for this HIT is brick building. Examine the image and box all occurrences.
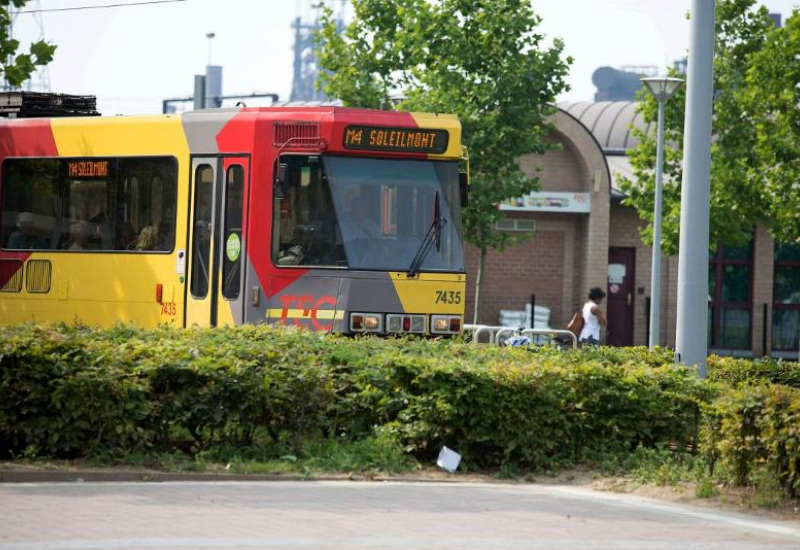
[466,101,799,360]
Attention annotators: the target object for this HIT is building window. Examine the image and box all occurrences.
[708,240,753,350]
[772,242,800,352]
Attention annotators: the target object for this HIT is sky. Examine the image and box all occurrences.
[9,0,800,115]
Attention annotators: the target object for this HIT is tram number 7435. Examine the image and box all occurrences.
[435,290,462,305]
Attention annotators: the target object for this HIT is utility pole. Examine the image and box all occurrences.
[675,0,716,377]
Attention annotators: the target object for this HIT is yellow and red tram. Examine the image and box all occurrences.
[0,106,467,334]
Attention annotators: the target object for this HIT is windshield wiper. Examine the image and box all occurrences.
[407,191,447,278]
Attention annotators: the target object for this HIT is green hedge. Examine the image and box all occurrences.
[0,323,797,496]
[0,324,709,470]
[707,355,800,389]
[702,383,800,497]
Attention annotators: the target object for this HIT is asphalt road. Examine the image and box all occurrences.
[1,481,799,549]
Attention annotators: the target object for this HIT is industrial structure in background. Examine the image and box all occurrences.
[290,0,346,102]
[592,66,656,102]
[163,1,346,113]
[593,13,782,103]
[162,33,278,114]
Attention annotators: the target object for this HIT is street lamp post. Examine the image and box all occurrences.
[641,76,684,349]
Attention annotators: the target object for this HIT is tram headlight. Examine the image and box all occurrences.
[350,313,382,333]
[364,315,381,331]
[431,315,463,334]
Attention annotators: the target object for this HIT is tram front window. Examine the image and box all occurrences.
[272,155,347,267]
[271,154,465,273]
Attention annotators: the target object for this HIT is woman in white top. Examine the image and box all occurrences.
[579,287,607,345]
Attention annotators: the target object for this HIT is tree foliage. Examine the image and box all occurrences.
[315,0,571,255]
[739,9,800,240]
[0,0,56,87]
[620,0,775,254]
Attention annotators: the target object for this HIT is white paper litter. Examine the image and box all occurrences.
[436,446,462,473]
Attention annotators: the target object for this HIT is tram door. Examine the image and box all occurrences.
[185,156,250,327]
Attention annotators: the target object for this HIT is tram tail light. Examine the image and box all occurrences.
[431,315,463,334]
[402,316,411,332]
[350,313,382,333]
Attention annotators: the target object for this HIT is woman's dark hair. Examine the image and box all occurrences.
[589,287,606,301]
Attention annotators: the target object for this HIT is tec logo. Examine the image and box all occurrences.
[277,294,338,331]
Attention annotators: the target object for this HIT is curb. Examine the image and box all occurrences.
[0,470,471,484]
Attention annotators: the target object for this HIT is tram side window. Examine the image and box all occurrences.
[0,159,59,250]
[222,165,244,300]
[191,165,214,298]
[0,157,177,252]
[272,155,347,267]
[118,158,176,252]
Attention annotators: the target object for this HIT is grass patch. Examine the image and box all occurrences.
[74,430,418,477]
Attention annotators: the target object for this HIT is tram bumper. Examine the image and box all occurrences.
[338,271,466,335]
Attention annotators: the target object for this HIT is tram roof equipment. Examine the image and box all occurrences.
[0,91,100,118]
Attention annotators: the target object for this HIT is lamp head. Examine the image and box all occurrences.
[641,76,685,103]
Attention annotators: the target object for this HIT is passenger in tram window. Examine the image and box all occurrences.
[68,222,91,251]
[117,222,137,251]
[6,212,45,249]
[579,287,607,346]
[157,217,175,251]
[88,208,111,249]
[135,225,159,251]
[195,195,213,242]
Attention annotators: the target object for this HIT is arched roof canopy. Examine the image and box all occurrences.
[558,101,651,154]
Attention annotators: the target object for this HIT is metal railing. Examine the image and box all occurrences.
[463,324,507,344]
[463,324,578,350]
[520,328,578,350]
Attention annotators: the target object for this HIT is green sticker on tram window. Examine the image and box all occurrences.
[226,233,241,262]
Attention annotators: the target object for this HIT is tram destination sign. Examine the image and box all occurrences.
[67,160,109,178]
[343,125,449,154]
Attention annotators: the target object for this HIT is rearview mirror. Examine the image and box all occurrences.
[274,163,289,200]
[459,172,469,207]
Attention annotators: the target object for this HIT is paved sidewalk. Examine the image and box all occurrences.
[1,481,799,549]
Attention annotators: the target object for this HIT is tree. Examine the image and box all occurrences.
[0,1,56,88]
[738,10,800,241]
[315,0,571,323]
[620,0,775,254]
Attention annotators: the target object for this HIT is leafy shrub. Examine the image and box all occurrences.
[703,382,800,497]
[707,355,800,389]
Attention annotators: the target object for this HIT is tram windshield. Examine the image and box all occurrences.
[272,155,465,273]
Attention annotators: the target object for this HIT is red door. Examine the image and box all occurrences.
[607,247,635,346]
